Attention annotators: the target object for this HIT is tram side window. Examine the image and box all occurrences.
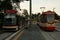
[40,14,47,23]
[55,13,60,20]
[0,13,4,26]
[0,13,4,19]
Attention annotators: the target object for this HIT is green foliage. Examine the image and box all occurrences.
[26,0,29,1]
[0,0,12,10]
[23,9,28,17]
[13,0,21,3]
[13,0,29,3]
[23,9,28,15]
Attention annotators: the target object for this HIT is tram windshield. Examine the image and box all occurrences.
[4,14,17,25]
[47,14,54,23]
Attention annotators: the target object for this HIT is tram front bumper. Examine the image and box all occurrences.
[42,26,55,31]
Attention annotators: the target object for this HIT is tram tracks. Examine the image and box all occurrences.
[40,28,60,40]
[47,30,60,40]
[0,32,14,40]
[4,27,24,40]
[2,32,14,40]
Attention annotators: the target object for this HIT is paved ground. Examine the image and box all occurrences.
[0,31,14,40]
[55,23,60,31]
[39,28,60,40]
[18,24,46,40]
[47,31,60,40]
[18,22,60,40]
[1,22,60,40]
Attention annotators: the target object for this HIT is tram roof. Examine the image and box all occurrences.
[42,11,56,14]
[5,10,17,13]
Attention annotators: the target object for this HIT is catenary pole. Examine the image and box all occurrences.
[29,0,32,28]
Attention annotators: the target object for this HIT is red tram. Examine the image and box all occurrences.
[37,11,57,31]
[2,10,19,31]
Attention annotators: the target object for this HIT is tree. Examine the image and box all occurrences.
[22,9,28,17]
[22,9,29,23]
[0,0,12,11]
[0,0,29,11]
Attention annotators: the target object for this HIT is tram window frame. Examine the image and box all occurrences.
[4,13,17,25]
[40,14,47,23]
[47,14,55,23]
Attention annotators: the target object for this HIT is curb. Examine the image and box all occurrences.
[4,27,24,40]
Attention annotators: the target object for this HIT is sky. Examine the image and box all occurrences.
[20,0,60,15]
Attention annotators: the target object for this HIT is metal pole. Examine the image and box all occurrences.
[53,8,55,12]
[29,0,32,28]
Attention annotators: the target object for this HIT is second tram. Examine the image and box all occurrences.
[37,11,58,31]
